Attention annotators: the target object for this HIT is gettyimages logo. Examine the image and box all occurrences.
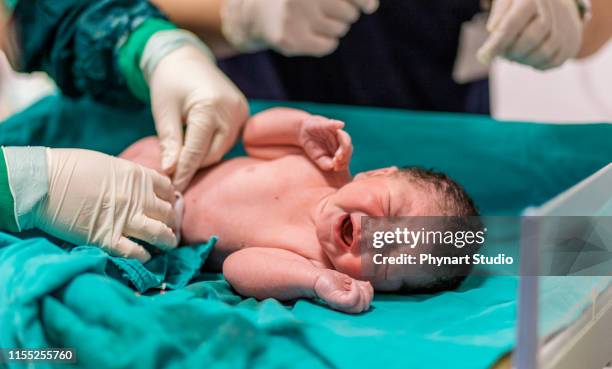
[360,216,612,281]
[371,226,487,249]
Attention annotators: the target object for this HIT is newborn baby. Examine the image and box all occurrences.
[121,108,478,313]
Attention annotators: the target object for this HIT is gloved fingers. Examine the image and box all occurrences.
[200,130,229,168]
[152,102,184,175]
[173,113,216,191]
[147,168,176,205]
[538,3,573,70]
[173,146,209,192]
[321,0,360,23]
[534,0,552,27]
[347,0,379,14]
[479,0,537,64]
[537,49,563,70]
[300,34,340,57]
[145,197,177,232]
[113,237,152,263]
[200,108,243,168]
[546,46,571,69]
[486,0,512,32]
[533,52,560,70]
[506,17,550,62]
[125,214,178,251]
[478,30,508,64]
[526,36,560,70]
[313,16,351,38]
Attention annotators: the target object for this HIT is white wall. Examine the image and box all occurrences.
[491,41,612,123]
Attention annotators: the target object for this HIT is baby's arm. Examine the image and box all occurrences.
[243,108,353,172]
[243,108,310,159]
[224,247,372,314]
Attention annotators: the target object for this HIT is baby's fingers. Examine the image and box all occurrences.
[337,129,352,150]
[326,118,345,130]
[358,281,374,310]
[304,116,344,131]
[315,155,335,171]
[343,280,370,313]
[329,281,360,313]
[346,281,372,313]
[332,130,353,171]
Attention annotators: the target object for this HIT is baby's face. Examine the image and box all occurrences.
[316,167,436,281]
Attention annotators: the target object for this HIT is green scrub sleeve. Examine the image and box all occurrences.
[3,0,17,10]
[0,149,19,232]
[117,18,177,102]
[11,0,173,106]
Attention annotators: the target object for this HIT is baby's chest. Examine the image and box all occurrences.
[182,156,326,251]
[216,156,326,198]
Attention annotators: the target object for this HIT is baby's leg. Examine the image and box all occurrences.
[119,136,164,174]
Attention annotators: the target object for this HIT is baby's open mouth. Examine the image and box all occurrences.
[340,215,354,248]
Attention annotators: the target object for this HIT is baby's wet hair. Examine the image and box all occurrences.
[390,166,482,294]
[394,166,479,217]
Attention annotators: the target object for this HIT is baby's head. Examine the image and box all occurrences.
[315,166,480,293]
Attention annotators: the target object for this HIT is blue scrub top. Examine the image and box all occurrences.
[219,0,489,115]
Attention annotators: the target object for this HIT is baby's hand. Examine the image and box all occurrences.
[314,269,373,314]
[298,116,353,172]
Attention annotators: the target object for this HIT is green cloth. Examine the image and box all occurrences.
[0,96,611,369]
[11,0,170,105]
[0,148,18,232]
[2,96,610,214]
[118,19,177,102]
[272,103,612,215]
[3,0,17,10]
[0,233,327,369]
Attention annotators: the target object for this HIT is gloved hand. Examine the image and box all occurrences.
[145,36,249,192]
[221,0,379,57]
[29,149,178,262]
[478,0,583,70]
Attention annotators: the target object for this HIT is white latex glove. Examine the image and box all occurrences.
[221,0,380,57]
[478,0,583,70]
[148,44,248,192]
[30,149,178,263]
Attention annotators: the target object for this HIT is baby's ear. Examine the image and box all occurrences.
[354,166,399,180]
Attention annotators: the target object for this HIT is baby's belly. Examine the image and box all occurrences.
[179,156,316,246]
[181,157,257,241]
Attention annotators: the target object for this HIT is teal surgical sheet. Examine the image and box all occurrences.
[1,96,611,369]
